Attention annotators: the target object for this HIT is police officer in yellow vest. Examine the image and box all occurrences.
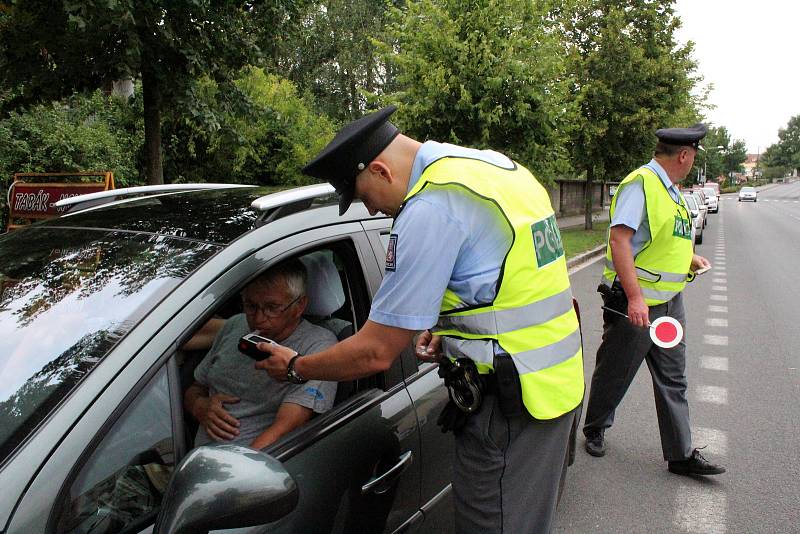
[582,123,726,476]
[256,106,584,532]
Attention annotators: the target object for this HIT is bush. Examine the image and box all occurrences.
[0,90,144,227]
[163,67,336,186]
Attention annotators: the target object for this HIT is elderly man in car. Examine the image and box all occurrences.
[184,259,338,450]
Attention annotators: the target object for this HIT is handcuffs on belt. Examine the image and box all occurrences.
[439,358,484,413]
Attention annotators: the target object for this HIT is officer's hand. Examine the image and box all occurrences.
[691,254,711,271]
[197,393,240,441]
[416,330,443,363]
[253,342,296,381]
[627,296,650,328]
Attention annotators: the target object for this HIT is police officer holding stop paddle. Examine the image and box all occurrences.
[582,123,725,477]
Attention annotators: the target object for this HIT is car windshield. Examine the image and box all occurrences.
[0,227,218,465]
[683,195,698,210]
[742,187,755,192]
[702,188,716,197]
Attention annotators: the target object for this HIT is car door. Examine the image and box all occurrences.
[7,223,421,534]
[364,221,455,533]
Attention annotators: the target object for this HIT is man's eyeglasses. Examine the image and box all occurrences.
[242,294,302,318]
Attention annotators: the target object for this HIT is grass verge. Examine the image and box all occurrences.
[561,221,609,260]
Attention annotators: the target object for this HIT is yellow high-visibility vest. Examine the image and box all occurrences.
[601,166,695,305]
[404,157,584,420]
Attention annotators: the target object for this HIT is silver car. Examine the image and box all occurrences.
[683,193,705,245]
[0,184,579,534]
[739,186,758,202]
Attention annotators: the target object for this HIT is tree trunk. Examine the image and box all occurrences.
[584,166,594,230]
[141,66,164,185]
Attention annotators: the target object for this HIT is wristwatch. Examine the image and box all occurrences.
[287,353,308,384]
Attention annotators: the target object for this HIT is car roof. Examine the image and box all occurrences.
[33,185,379,244]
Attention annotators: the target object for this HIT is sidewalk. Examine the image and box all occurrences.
[557,206,610,229]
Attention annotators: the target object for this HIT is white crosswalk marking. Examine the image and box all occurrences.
[675,484,728,534]
[708,305,728,313]
[703,334,729,345]
[693,427,729,455]
[697,385,728,404]
[706,317,728,327]
[710,294,728,301]
[712,286,727,292]
[701,356,729,371]
[713,278,727,284]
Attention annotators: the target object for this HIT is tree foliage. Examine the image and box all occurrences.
[0,0,285,184]
[274,0,393,123]
[689,125,746,184]
[0,90,143,227]
[163,67,336,186]
[560,0,700,227]
[762,115,800,174]
[374,0,574,182]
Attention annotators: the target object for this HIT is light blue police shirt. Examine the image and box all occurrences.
[611,159,682,256]
[368,141,514,331]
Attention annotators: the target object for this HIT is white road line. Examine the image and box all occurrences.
[693,426,729,455]
[708,305,728,313]
[675,484,727,534]
[715,262,727,266]
[712,286,728,292]
[713,278,727,284]
[697,384,728,404]
[706,317,728,327]
[704,334,729,345]
[701,356,729,371]
[710,294,728,301]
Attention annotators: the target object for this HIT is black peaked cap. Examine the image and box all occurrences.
[655,123,708,149]
[302,105,400,215]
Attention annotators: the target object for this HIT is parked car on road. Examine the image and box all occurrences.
[701,187,719,213]
[683,193,705,245]
[0,184,580,534]
[739,186,758,202]
[689,190,709,228]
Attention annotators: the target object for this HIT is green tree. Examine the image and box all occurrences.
[374,0,574,181]
[274,0,393,123]
[560,0,701,228]
[0,1,287,185]
[763,115,800,175]
[162,67,336,186]
[690,125,746,185]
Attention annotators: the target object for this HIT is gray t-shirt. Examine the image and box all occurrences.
[193,315,338,446]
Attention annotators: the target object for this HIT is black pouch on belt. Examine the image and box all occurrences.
[494,353,524,418]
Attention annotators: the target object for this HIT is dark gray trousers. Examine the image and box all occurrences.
[583,291,693,461]
[453,394,575,534]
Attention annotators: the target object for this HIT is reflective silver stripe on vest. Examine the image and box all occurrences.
[512,328,582,374]
[439,327,581,372]
[436,288,574,335]
[604,258,688,283]
[440,337,495,366]
[640,286,679,302]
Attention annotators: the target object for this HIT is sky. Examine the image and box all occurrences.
[673,0,800,154]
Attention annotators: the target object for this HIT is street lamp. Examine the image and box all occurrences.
[700,145,725,184]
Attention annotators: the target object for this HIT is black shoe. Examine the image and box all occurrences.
[668,448,726,476]
[584,430,606,457]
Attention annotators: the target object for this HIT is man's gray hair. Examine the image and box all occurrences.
[248,258,307,299]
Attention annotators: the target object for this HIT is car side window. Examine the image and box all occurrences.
[56,367,175,534]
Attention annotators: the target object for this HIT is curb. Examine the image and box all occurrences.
[566,244,605,271]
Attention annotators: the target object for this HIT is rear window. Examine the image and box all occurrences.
[0,227,218,465]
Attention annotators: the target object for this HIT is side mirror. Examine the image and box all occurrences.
[153,445,298,534]
[690,212,697,219]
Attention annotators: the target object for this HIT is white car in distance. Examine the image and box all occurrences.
[739,186,758,202]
